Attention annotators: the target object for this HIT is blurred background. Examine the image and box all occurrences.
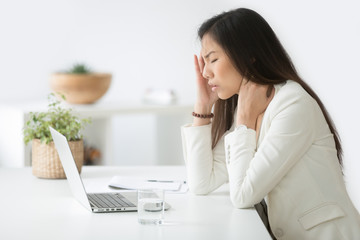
[0,0,359,208]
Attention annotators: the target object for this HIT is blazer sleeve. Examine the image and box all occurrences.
[225,92,317,208]
[181,123,228,194]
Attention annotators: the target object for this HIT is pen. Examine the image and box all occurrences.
[147,180,187,184]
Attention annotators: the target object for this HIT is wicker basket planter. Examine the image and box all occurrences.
[50,73,112,104]
[32,139,84,179]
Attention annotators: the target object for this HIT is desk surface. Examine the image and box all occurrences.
[0,166,271,240]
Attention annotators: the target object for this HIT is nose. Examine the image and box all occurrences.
[202,64,213,80]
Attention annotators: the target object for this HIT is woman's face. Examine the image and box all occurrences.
[201,34,243,100]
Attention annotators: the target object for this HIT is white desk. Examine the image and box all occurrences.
[0,166,271,240]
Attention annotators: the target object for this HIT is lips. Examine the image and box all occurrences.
[210,85,218,92]
[208,81,218,91]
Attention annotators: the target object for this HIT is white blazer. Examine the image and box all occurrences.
[181,80,360,240]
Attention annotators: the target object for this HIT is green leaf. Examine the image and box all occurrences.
[23,93,91,145]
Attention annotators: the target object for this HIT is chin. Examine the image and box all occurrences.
[217,92,235,100]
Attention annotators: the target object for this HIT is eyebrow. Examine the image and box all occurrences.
[204,51,216,59]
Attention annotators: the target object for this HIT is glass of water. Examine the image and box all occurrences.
[137,189,165,225]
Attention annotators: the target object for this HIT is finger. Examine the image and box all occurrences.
[198,54,205,74]
[266,85,274,98]
[242,77,251,86]
[194,55,201,73]
[238,77,247,94]
[269,86,275,99]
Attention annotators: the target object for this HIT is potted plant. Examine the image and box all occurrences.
[50,63,112,104]
[23,93,91,178]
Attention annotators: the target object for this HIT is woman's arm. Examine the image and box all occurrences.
[180,55,227,194]
[181,124,228,194]
[226,85,317,208]
[192,54,218,126]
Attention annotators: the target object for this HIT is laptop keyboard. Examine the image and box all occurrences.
[87,193,136,208]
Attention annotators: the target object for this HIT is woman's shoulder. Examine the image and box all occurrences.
[277,80,306,94]
[275,80,312,102]
[270,80,316,113]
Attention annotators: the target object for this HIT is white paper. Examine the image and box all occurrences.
[108,176,183,191]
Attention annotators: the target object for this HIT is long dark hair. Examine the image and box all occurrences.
[198,8,343,167]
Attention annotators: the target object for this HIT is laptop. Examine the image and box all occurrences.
[49,126,138,213]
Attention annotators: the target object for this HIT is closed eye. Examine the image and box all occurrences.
[211,59,218,63]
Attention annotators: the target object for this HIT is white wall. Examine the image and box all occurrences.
[0,0,233,103]
[0,0,359,208]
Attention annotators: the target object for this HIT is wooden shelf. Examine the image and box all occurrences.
[0,101,193,167]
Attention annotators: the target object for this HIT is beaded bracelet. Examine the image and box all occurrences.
[192,111,214,119]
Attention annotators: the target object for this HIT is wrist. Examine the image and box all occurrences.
[192,112,214,118]
[194,102,213,115]
[235,124,248,132]
[236,115,256,130]
[192,103,213,127]
[192,118,211,127]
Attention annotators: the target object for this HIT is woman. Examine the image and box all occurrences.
[181,8,360,240]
